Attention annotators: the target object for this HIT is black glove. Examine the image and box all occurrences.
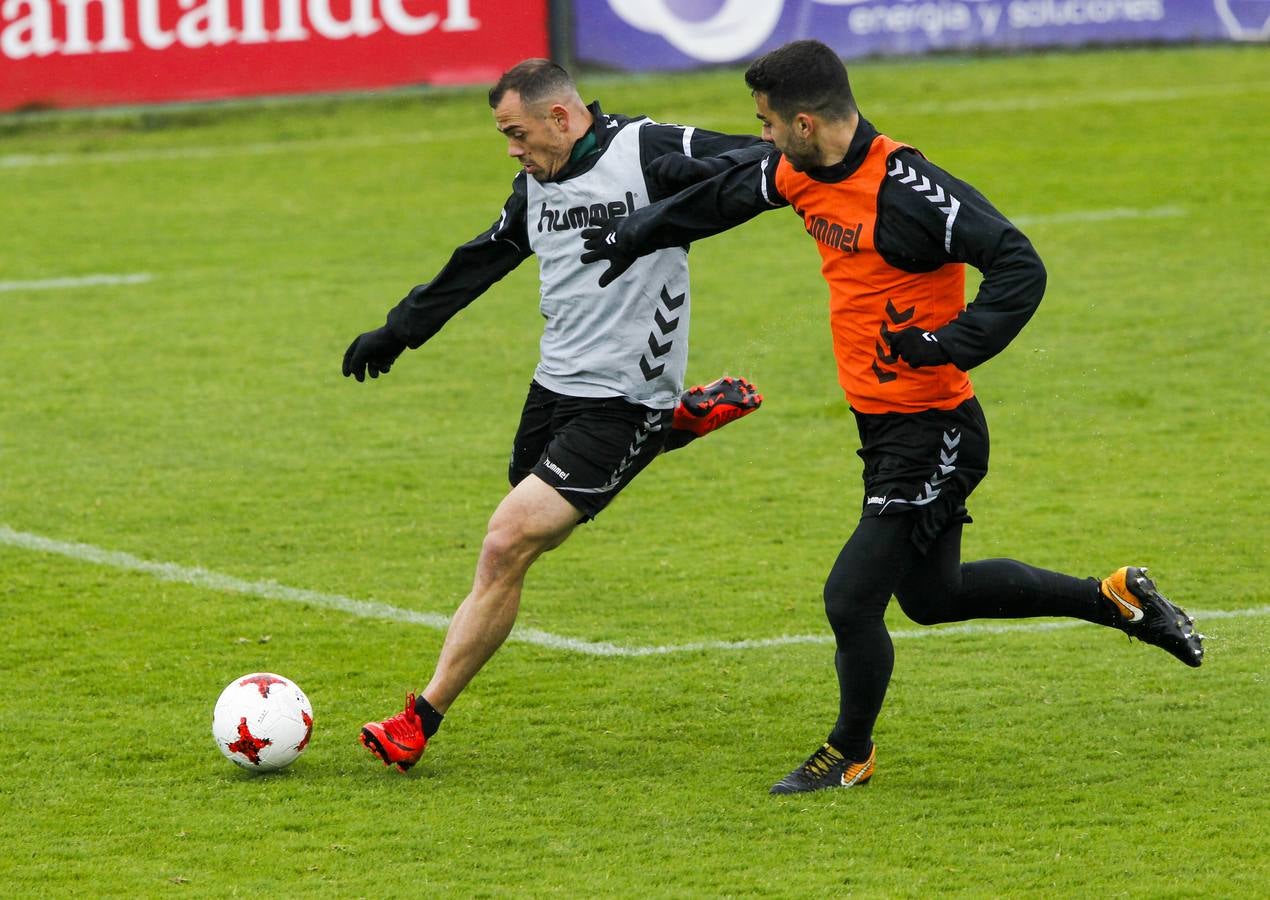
[886,327,951,368]
[342,325,407,382]
[580,223,636,288]
[645,153,729,194]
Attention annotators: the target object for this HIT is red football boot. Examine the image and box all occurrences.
[360,693,427,772]
[672,376,763,438]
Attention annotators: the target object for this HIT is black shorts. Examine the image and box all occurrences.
[509,381,672,521]
[852,396,990,554]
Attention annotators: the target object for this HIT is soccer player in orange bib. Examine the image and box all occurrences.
[581,40,1203,794]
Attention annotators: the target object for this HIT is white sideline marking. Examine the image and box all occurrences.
[0,130,483,169]
[877,81,1270,117]
[2,524,1266,658]
[1,525,452,631]
[0,272,152,292]
[1013,205,1185,227]
[3,81,1264,171]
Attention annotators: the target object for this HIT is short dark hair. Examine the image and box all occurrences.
[489,59,577,109]
[744,40,856,122]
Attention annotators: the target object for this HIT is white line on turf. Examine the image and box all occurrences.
[0,272,153,292]
[874,81,1270,117]
[3,524,1266,658]
[0,130,485,169]
[3,81,1264,171]
[1013,205,1185,226]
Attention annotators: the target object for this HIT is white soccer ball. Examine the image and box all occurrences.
[212,672,313,772]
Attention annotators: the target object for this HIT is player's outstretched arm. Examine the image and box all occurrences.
[638,123,764,199]
[342,181,532,382]
[340,230,526,381]
[580,149,786,287]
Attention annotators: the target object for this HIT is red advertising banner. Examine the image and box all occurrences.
[0,0,548,111]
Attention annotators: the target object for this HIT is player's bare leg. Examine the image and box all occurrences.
[360,475,579,771]
[425,475,579,709]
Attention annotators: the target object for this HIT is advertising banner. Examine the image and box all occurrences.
[0,0,548,111]
[574,0,1269,72]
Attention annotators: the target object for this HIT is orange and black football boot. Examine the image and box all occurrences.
[672,376,763,438]
[770,742,875,795]
[360,693,427,772]
[1100,566,1204,667]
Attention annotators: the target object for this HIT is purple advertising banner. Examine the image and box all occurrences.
[574,1,1269,71]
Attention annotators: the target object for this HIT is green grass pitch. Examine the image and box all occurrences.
[1,44,1267,896]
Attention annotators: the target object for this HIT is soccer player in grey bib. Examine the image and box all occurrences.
[343,59,763,773]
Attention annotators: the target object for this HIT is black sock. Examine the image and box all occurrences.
[826,735,872,763]
[414,696,444,738]
[663,428,697,452]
